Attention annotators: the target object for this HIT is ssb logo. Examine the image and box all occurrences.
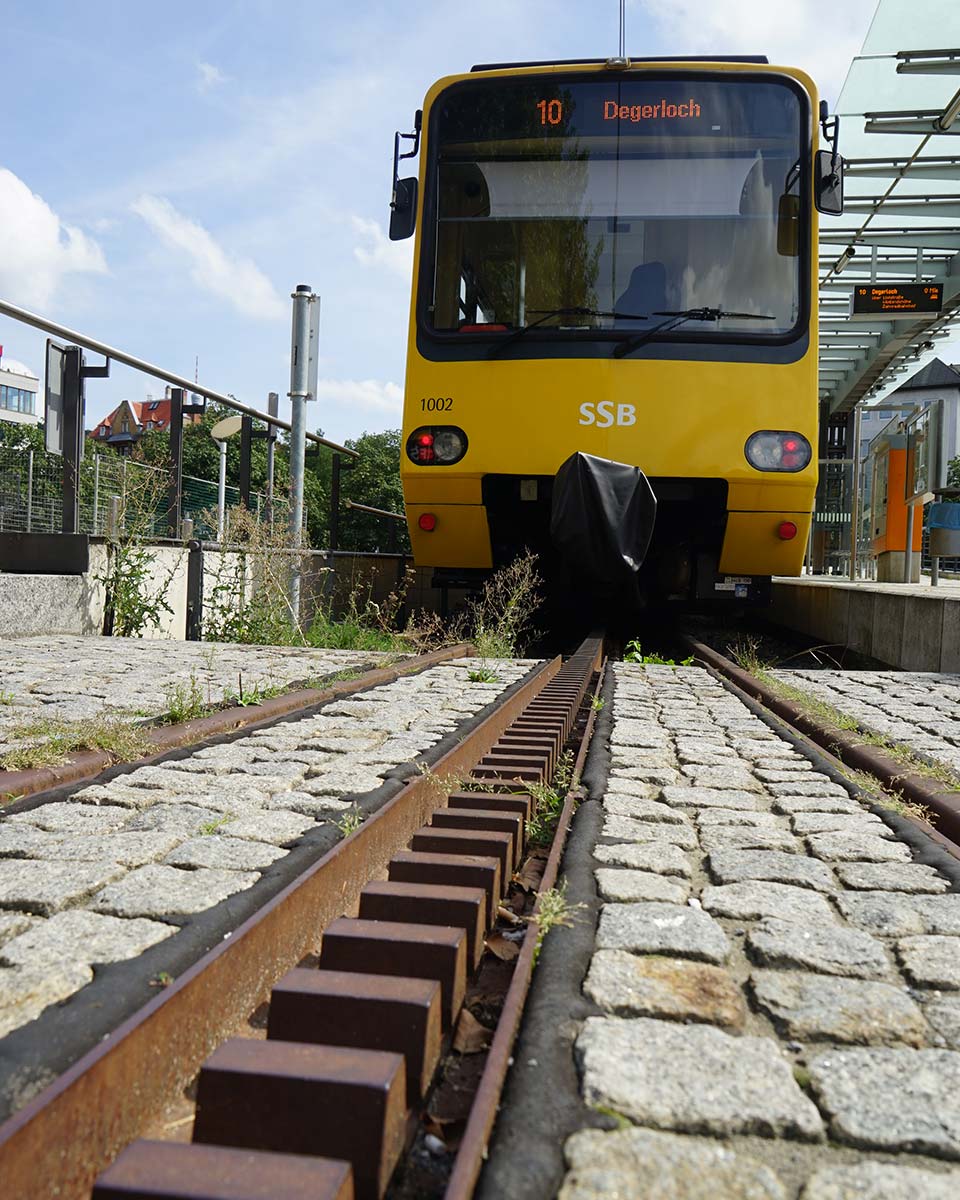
[578,401,637,428]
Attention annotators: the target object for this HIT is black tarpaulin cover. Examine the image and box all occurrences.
[549,452,657,594]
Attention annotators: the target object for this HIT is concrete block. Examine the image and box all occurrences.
[872,594,906,669]
[901,597,946,672]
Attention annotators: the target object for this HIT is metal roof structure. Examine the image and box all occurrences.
[818,3,960,415]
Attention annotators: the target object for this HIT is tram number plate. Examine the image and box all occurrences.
[715,576,752,593]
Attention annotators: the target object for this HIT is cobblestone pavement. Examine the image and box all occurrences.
[0,636,395,753]
[560,662,960,1199]
[0,657,533,1038]
[772,669,960,778]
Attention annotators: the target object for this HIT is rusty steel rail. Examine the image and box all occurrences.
[0,653,562,1200]
[684,635,960,850]
[0,644,472,804]
[444,642,605,1200]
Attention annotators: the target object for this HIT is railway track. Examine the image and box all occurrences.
[682,634,960,863]
[0,637,605,1200]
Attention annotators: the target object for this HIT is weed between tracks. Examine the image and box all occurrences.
[531,878,586,964]
[0,715,152,772]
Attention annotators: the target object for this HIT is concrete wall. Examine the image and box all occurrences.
[0,544,454,641]
[770,578,960,671]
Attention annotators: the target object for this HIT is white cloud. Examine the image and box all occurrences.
[197,61,228,93]
[0,357,37,378]
[632,0,877,104]
[0,169,107,309]
[351,216,414,279]
[314,377,403,416]
[131,194,286,320]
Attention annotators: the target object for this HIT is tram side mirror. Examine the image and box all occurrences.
[777,193,801,256]
[815,150,844,215]
[389,177,418,241]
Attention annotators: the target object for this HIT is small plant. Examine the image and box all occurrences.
[335,805,364,836]
[469,551,542,658]
[0,715,152,771]
[149,971,175,988]
[524,751,575,847]
[531,879,586,962]
[623,639,693,666]
[467,664,500,683]
[198,814,230,835]
[222,673,286,708]
[590,695,605,713]
[164,673,207,724]
[416,763,472,800]
[729,634,771,677]
[0,690,14,706]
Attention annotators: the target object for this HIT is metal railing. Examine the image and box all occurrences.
[0,448,277,540]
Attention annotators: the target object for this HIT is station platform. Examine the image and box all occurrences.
[770,576,960,673]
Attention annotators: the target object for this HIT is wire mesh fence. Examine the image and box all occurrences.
[0,447,280,540]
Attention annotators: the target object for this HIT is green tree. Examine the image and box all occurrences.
[307,429,409,553]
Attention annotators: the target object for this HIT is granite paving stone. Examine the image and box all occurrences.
[594,841,692,878]
[765,779,853,798]
[0,824,63,858]
[596,902,731,963]
[584,950,745,1027]
[750,970,928,1046]
[700,882,838,924]
[805,832,913,864]
[747,918,890,979]
[834,861,949,893]
[680,765,763,791]
[699,825,801,854]
[605,773,678,795]
[772,796,864,815]
[659,786,763,810]
[217,810,316,845]
[594,869,690,904]
[897,936,960,990]
[602,795,685,821]
[0,913,35,947]
[164,836,287,872]
[559,1127,787,1200]
[601,815,698,848]
[0,861,127,916]
[696,809,781,827]
[576,1016,823,1139]
[799,1162,960,1200]
[925,999,960,1049]
[92,864,261,920]
[0,962,94,1038]
[808,1045,960,1157]
[123,803,231,837]
[838,893,960,936]
[707,849,836,892]
[0,909,173,968]
[790,812,890,837]
[6,803,131,836]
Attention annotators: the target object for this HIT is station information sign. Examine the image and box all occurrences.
[848,282,943,320]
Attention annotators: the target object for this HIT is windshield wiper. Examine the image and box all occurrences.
[487,307,647,359]
[612,306,776,359]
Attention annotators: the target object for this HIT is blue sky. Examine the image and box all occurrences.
[0,0,877,443]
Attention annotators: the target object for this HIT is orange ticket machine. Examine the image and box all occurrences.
[869,432,923,581]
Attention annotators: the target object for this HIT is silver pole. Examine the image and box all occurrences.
[849,406,862,581]
[93,453,100,534]
[26,449,33,532]
[217,439,227,543]
[0,294,356,458]
[288,284,313,623]
[905,504,915,584]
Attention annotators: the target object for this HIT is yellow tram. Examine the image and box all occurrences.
[391,56,841,605]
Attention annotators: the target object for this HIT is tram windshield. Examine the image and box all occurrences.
[425,75,807,344]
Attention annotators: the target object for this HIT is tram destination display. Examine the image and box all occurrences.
[848,282,942,320]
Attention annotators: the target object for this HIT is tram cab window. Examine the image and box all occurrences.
[426,75,806,345]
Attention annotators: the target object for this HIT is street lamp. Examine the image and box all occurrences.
[209,414,243,542]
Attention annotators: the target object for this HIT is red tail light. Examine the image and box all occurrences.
[778,521,798,540]
[418,513,437,532]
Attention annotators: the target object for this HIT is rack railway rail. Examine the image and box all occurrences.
[0,637,604,1200]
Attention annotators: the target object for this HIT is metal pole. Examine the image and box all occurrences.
[217,440,227,543]
[93,453,100,534]
[61,347,82,534]
[849,405,862,581]
[0,294,356,458]
[330,453,341,552]
[288,284,313,622]
[905,504,915,584]
[26,449,33,533]
[167,387,184,539]
[266,391,278,526]
[239,414,253,510]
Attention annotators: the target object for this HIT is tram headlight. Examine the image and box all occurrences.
[406,426,468,465]
[745,431,811,473]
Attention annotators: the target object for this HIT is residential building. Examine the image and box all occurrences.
[89,387,202,452]
[0,356,41,427]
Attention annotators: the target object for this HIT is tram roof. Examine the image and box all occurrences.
[818,1,960,415]
[470,57,769,72]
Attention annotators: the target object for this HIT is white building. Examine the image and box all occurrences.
[0,356,41,427]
